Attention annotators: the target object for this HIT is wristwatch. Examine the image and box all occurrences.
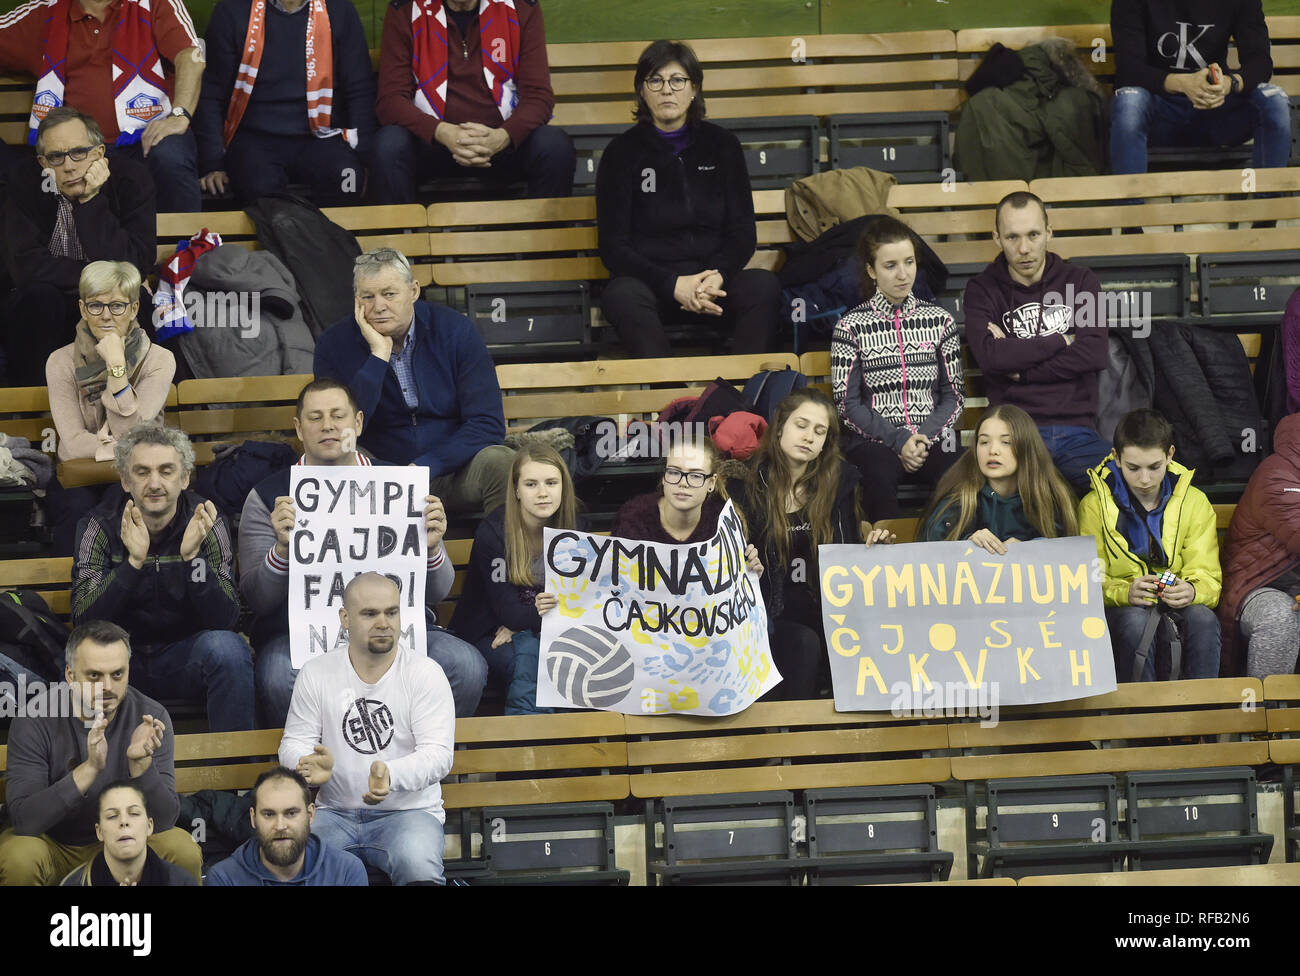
[108,364,127,378]
[169,106,192,121]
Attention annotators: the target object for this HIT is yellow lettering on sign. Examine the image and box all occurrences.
[885,563,915,608]
[880,624,904,655]
[981,562,1007,603]
[955,648,988,686]
[952,561,980,605]
[1038,614,1062,649]
[857,656,887,695]
[1017,646,1041,683]
[919,562,946,606]
[1069,648,1092,686]
[909,653,932,692]
[1028,565,1055,604]
[985,620,1012,649]
[822,565,852,607]
[851,564,882,606]
[1060,562,1088,605]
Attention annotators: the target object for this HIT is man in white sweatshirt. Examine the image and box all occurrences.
[279,572,455,884]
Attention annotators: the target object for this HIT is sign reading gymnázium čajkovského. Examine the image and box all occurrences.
[538,498,778,715]
[288,466,429,669]
[818,536,1116,712]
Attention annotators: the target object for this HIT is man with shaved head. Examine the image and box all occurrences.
[278,572,455,884]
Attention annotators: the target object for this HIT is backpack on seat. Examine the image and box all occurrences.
[743,367,809,422]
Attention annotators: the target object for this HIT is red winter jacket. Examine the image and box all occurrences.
[1218,412,1300,675]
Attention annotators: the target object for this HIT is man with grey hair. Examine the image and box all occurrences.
[2,106,156,386]
[71,423,254,731]
[313,247,514,515]
[0,620,202,885]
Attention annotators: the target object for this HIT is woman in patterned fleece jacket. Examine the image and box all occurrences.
[831,217,965,520]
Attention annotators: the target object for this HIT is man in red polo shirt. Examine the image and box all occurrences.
[370,0,573,203]
[0,0,204,212]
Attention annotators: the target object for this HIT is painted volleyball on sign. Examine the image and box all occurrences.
[545,625,636,709]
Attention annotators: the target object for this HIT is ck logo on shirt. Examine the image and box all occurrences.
[342,698,395,754]
[1003,302,1073,339]
[1157,22,1214,70]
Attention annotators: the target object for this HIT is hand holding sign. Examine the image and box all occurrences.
[272,496,295,556]
[969,528,1009,556]
[744,544,764,577]
[536,591,558,614]
[363,760,390,805]
[180,500,218,562]
[424,494,447,549]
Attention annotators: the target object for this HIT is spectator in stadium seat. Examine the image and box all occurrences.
[0,621,202,885]
[920,404,1079,549]
[0,0,203,213]
[596,39,782,359]
[313,247,515,516]
[72,423,255,732]
[1218,412,1300,678]
[238,377,488,726]
[832,216,965,521]
[44,261,175,556]
[205,766,367,885]
[963,191,1111,496]
[1110,0,1292,175]
[370,0,574,203]
[195,0,376,207]
[60,780,197,885]
[3,108,156,388]
[726,389,893,701]
[280,573,455,885]
[453,444,582,715]
[1078,408,1222,682]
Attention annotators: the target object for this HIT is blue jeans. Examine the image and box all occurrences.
[1110,84,1292,174]
[311,807,445,885]
[1106,604,1222,682]
[256,625,488,727]
[110,131,202,213]
[1037,424,1112,497]
[133,630,255,731]
[503,630,552,716]
[368,122,575,204]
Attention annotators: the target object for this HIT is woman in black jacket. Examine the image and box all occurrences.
[450,444,585,714]
[727,389,893,700]
[595,39,781,359]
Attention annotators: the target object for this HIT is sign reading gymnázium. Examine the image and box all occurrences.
[818,537,1116,712]
[538,498,778,715]
[288,466,429,669]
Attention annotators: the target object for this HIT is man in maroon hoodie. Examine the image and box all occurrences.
[963,191,1111,495]
[369,0,574,203]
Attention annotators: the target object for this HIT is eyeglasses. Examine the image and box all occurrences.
[645,75,690,92]
[41,145,97,166]
[664,467,710,488]
[355,248,411,271]
[83,301,132,316]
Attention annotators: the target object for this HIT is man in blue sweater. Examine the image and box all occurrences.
[195,0,376,206]
[314,247,514,515]
[205,766,367,885]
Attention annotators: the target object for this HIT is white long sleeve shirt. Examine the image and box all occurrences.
[279,646,456,823]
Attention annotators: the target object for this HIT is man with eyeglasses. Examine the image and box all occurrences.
[2,107,156,386]
[0,0,203,213]
[314,247,515,518]
[369,0,574,204]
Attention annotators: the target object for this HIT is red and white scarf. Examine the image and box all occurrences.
[29,0,172,146]
[409,0,519,121]
[224,0,356,148]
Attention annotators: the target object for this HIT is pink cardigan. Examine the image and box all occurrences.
[45,342,176,462]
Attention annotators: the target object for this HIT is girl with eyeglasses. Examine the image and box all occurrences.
[611,433,762,579]
[44,260,175,554]
[727,389,894,700]
[451,444,585,715]
[595,39,782,359]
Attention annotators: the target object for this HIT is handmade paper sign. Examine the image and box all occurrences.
[538,499,778,715]
[288,466,428,668]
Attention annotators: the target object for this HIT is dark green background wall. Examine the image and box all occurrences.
[5,0,1300,48]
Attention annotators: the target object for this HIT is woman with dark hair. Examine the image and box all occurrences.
[832,216,964,521]
[595,39,781,359]
[727,389,893,700]
[920,404,1078,552]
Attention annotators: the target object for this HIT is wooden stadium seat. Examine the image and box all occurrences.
[1264,674,1300,862]
[1123,767,1272,870]
[1019,862,1300,885]
[0,555,74,622]
[174,373,309,466]
[644,791,804,885]
[804,785,953,884]
[475,802,630,885]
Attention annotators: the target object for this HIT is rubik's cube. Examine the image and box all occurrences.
[1154,571,1179,596]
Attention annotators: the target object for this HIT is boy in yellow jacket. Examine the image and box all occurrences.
[1078,409,1221,682]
